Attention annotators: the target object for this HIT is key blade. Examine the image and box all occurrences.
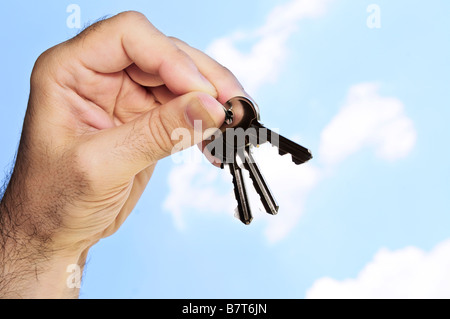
[250,123,313,165]
[243,149,279,215]
[228,162,253,225]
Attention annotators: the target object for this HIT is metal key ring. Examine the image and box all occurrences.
[221,96,260,130]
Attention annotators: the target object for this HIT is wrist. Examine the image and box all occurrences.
[0,245,89,299]
[0,225,89,299]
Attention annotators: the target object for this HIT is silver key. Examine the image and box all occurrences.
[206,97,312,224]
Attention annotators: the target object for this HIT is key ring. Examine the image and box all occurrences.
[221,96,261,130]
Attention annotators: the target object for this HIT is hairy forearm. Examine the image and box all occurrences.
[0,100,105,299]
[0,176,87,299]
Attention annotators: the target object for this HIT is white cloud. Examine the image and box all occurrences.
[319,83,417,166]
[306,239,450,299]
[206,0,333,94]
[163,149,233,230]
[250,144,320,243]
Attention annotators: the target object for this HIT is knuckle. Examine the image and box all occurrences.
[118,10,147,22]
[167,37,198,66]
[148,109,178,157]
[162,46,196,74]
[169,36,188,47]
[187,91,206,103]
[31,47,57,87]
[217,64,234,77]
[117,11,154,33]
[170,45,191,62]
[115,11,151,31]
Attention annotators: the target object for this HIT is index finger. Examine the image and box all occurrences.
[68,11,216,96]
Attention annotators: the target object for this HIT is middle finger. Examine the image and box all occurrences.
[170,37,251,104]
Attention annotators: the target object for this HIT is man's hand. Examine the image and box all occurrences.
[0,11,249,298]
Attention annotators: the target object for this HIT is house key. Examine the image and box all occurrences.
[206,97,312,225]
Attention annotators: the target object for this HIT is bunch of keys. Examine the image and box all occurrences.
[205,97,313,225]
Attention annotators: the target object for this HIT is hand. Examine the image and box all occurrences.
[0,11,249,298]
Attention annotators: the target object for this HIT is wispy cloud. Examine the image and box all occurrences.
[206,0,334,94]
[250,144,321,243]
[163,154,233,230]
[319,83,417,166]
[306,239,450,299]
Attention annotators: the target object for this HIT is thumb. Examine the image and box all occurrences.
[81,92,225,183]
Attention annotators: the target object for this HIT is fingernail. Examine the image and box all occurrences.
[186,93,225,129]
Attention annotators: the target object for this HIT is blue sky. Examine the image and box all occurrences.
[0,0,449,298]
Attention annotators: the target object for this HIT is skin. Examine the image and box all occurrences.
[0,11,250,299]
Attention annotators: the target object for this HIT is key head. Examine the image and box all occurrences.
[205,97,260,164]
[221,96,260,130]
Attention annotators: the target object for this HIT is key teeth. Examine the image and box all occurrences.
[277,150,311,165]
[274,144,313,165]
[292,155,314,165]
[278,147,313,165]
